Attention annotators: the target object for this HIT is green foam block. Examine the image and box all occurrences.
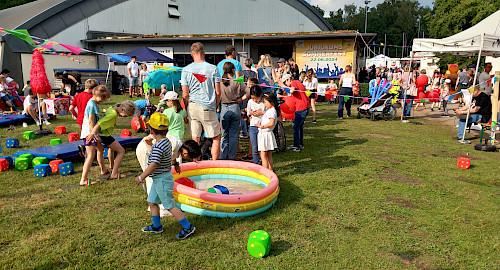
[18,153,34,165]
[15,157,30,171]
[247,230,271,258]
[50,138,63,145]
[23,131,36,140]
[32,157,49,166]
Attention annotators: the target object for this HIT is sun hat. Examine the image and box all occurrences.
[6,77,13,83]
[281,73,292,83]
[162,91,179,101]
[147,113,169,130]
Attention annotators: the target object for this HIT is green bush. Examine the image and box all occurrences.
[359,83,370,97]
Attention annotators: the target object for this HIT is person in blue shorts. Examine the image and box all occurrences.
[135,113,196,239]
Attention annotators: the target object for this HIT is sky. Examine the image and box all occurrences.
[309,0,434,15]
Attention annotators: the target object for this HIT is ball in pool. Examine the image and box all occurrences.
[207,185,229,195]
[175,177,196,189]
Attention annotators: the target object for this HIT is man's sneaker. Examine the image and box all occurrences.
[142,225,164,233]
[299,145,304,150]
[459,140,471,144]
[287,146,300,152]
[312,119,317,123]
[176,225,195,239]
[44,120,51,125]
[337,117,343,120]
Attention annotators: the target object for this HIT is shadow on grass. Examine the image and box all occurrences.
[269,240,292,257]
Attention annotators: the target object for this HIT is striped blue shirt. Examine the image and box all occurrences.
[147,138,172,177]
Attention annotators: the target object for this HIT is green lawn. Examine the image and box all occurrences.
[0,97,499,269]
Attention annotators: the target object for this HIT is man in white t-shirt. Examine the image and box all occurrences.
[478,62,493,96]
[127,56,140,98]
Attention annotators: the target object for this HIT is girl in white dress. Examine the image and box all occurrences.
[256,92,280,170]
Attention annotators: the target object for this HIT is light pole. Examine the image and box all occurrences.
[364,0,370,33]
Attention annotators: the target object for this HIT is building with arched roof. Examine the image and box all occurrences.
[0,0,373,87]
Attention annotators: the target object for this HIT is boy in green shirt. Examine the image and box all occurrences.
[89,99,137,179]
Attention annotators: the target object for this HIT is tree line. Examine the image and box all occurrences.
[314,0,500,61]
[0,0,35,10]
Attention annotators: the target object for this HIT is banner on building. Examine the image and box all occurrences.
[295,39,355,78]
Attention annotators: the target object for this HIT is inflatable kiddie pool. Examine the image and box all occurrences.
[173,160,279,218]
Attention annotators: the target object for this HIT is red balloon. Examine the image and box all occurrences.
[131,117,145,132]
[428,91,440,102]
[284,96,295,109]
[282,111,295,120]
[415,75,428,92]
[175,177,196,189]
[280,102,295,114]
[415,91,426,102]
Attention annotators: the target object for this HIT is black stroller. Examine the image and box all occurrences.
[357,91,398,121]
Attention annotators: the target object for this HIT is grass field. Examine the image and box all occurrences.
[0,96,499,269]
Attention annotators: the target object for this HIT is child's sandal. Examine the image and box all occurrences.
[110,173,122,180]
[80,179,96,186]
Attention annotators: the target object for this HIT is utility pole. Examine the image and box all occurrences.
[417,17,421,38]
[364,0,371,33]
[384,34,387,56]
[402,32,404,58]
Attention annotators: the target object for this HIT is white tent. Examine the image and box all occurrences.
[411,9,500,144]
[366,54,392,68]
[412,10,500,56]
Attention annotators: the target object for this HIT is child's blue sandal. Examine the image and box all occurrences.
[176,225,196,239]
[142,225,164,233]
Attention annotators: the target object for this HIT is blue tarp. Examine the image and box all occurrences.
[13,135,143,159]
[113,46,175,63]
[0,114,32,126]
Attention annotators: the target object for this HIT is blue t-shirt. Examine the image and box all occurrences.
[217,59,242,78]
[134,99,147,113]
[81,99,99,138]
[181,61,221,111]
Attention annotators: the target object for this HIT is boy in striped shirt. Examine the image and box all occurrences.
[135,113,195,239]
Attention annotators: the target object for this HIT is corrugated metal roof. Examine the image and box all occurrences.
[0,0,65,35]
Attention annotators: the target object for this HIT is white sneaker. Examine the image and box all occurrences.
[34,119,40,126]
[44,120,51,125]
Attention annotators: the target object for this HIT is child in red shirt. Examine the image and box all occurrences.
[70,79,98,128]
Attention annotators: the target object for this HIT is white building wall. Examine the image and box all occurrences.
[51,0,322,47]
[21,53,97,86]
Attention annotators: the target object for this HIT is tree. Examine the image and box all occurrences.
[313,5,325,17]
[428,0,500,38]
[0,0,35,10]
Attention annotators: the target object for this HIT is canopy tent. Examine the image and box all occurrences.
[412,10,500,56]
[366,54,391,68]
[411,9,500,144]
[113,46,175,63]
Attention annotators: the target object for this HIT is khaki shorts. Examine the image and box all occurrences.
[188,102,220,138]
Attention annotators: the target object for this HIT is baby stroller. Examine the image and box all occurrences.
[357,79,397,121]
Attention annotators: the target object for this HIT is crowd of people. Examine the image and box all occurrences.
[360,63,495,142]
[2,41,496,238]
